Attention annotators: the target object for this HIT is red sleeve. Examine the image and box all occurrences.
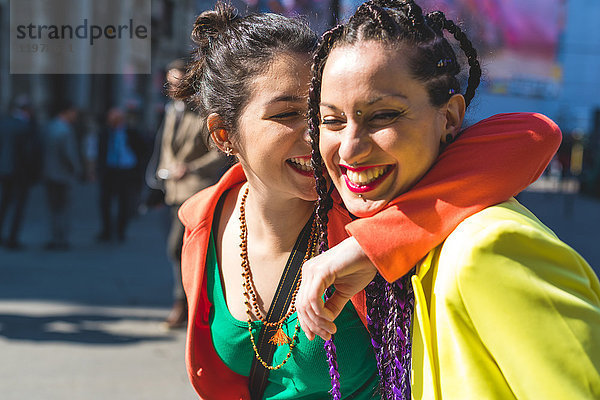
[345,112,562,282]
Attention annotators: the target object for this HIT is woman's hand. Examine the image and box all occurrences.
[297,236,377,341]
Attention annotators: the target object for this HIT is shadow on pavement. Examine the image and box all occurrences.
[0,312,172,345]
[0,184,174,308]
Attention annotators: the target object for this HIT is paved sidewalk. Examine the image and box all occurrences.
[0,183,196,400]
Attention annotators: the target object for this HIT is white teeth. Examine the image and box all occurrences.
[346,166,388,186]
[288,157,313,172]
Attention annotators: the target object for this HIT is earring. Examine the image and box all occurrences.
[225,145,233,156]
[445,134,454,144]
[437,58,453,68]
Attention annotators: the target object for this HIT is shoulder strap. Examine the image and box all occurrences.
[248,213,315,400]
[211,190,228,235]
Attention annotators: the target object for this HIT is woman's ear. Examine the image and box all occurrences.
[207,113,235,155]
[441,94,466,143]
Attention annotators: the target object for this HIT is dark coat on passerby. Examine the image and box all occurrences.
[95,121,148,241]
[42,117,82,184]
[0,112,40,247]
[0,113,40,182]
[41,115,82,249]
[97,124,147,180]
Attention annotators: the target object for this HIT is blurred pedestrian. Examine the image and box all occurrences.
[96,108,147,242]
[81,112,100,182]
[149,59,229,329]
[41,100,82,250]
[0,95,40,249]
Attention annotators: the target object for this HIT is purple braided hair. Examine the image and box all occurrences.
[365,271,415,399]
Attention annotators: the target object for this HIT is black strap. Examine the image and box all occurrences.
[212,191,227,235]
[248,213,315,400]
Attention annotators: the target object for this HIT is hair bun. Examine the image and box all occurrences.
[191,2,239,48]
[169,3,240,106]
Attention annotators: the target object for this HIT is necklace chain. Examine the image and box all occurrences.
[239,186,317,370]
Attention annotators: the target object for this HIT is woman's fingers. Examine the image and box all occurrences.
[298,256,334,340]
[299,311,337,341]
[298,237,377,339]
[299,292,348,341]
[323,291,350,321]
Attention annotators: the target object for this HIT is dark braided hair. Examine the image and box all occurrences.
[169,2,317,135]
[308,1,481,398]
[308,24,344,257]
[308,23,345,400]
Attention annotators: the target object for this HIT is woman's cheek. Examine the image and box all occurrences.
[319,130,339,168]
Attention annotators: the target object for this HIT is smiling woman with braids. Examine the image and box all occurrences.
[172,2,563,400]
[298,0,600,399]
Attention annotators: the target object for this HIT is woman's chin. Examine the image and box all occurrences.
[341,195,389,218]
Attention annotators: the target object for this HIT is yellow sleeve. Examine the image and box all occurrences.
[454,216,600,399]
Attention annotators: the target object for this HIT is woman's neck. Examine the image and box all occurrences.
[241,183,315,254]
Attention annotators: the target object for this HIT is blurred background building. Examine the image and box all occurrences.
[0,0,599,190]
[1,0,598,127]
[1,0,198,134]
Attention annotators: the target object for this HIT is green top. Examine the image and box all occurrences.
[206,233,380,399]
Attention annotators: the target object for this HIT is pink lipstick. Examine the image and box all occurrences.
[340,164,393,193]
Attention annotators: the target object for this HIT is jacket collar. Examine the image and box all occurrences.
[416,250,436,279]
[179,163,245,230]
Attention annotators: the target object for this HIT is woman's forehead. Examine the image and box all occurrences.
[248,53,312,103]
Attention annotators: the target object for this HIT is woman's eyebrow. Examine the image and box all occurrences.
[320,94,409,111]
[267,95,305,105]
[366,94,408,105]
[319,102,341,111]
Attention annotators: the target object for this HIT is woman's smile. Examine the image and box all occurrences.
[340,164,394,193]
[287,155,314,176]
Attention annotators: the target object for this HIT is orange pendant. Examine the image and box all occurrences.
[269,327,291,346]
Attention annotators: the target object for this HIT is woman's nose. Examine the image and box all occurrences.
[338,123,372,165]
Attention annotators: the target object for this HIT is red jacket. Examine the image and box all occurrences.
[178,113,561,399]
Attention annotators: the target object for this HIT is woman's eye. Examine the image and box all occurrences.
[371,111,404,123]
[320,117,344,126]
[271,111,301,119]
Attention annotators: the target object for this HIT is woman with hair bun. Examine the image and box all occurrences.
[174,5,379,398]
[298,0,600,398]
[174,2,560,399]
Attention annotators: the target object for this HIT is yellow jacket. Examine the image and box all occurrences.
[411,198,600,399]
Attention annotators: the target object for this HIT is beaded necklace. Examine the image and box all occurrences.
[239,186,318,370]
